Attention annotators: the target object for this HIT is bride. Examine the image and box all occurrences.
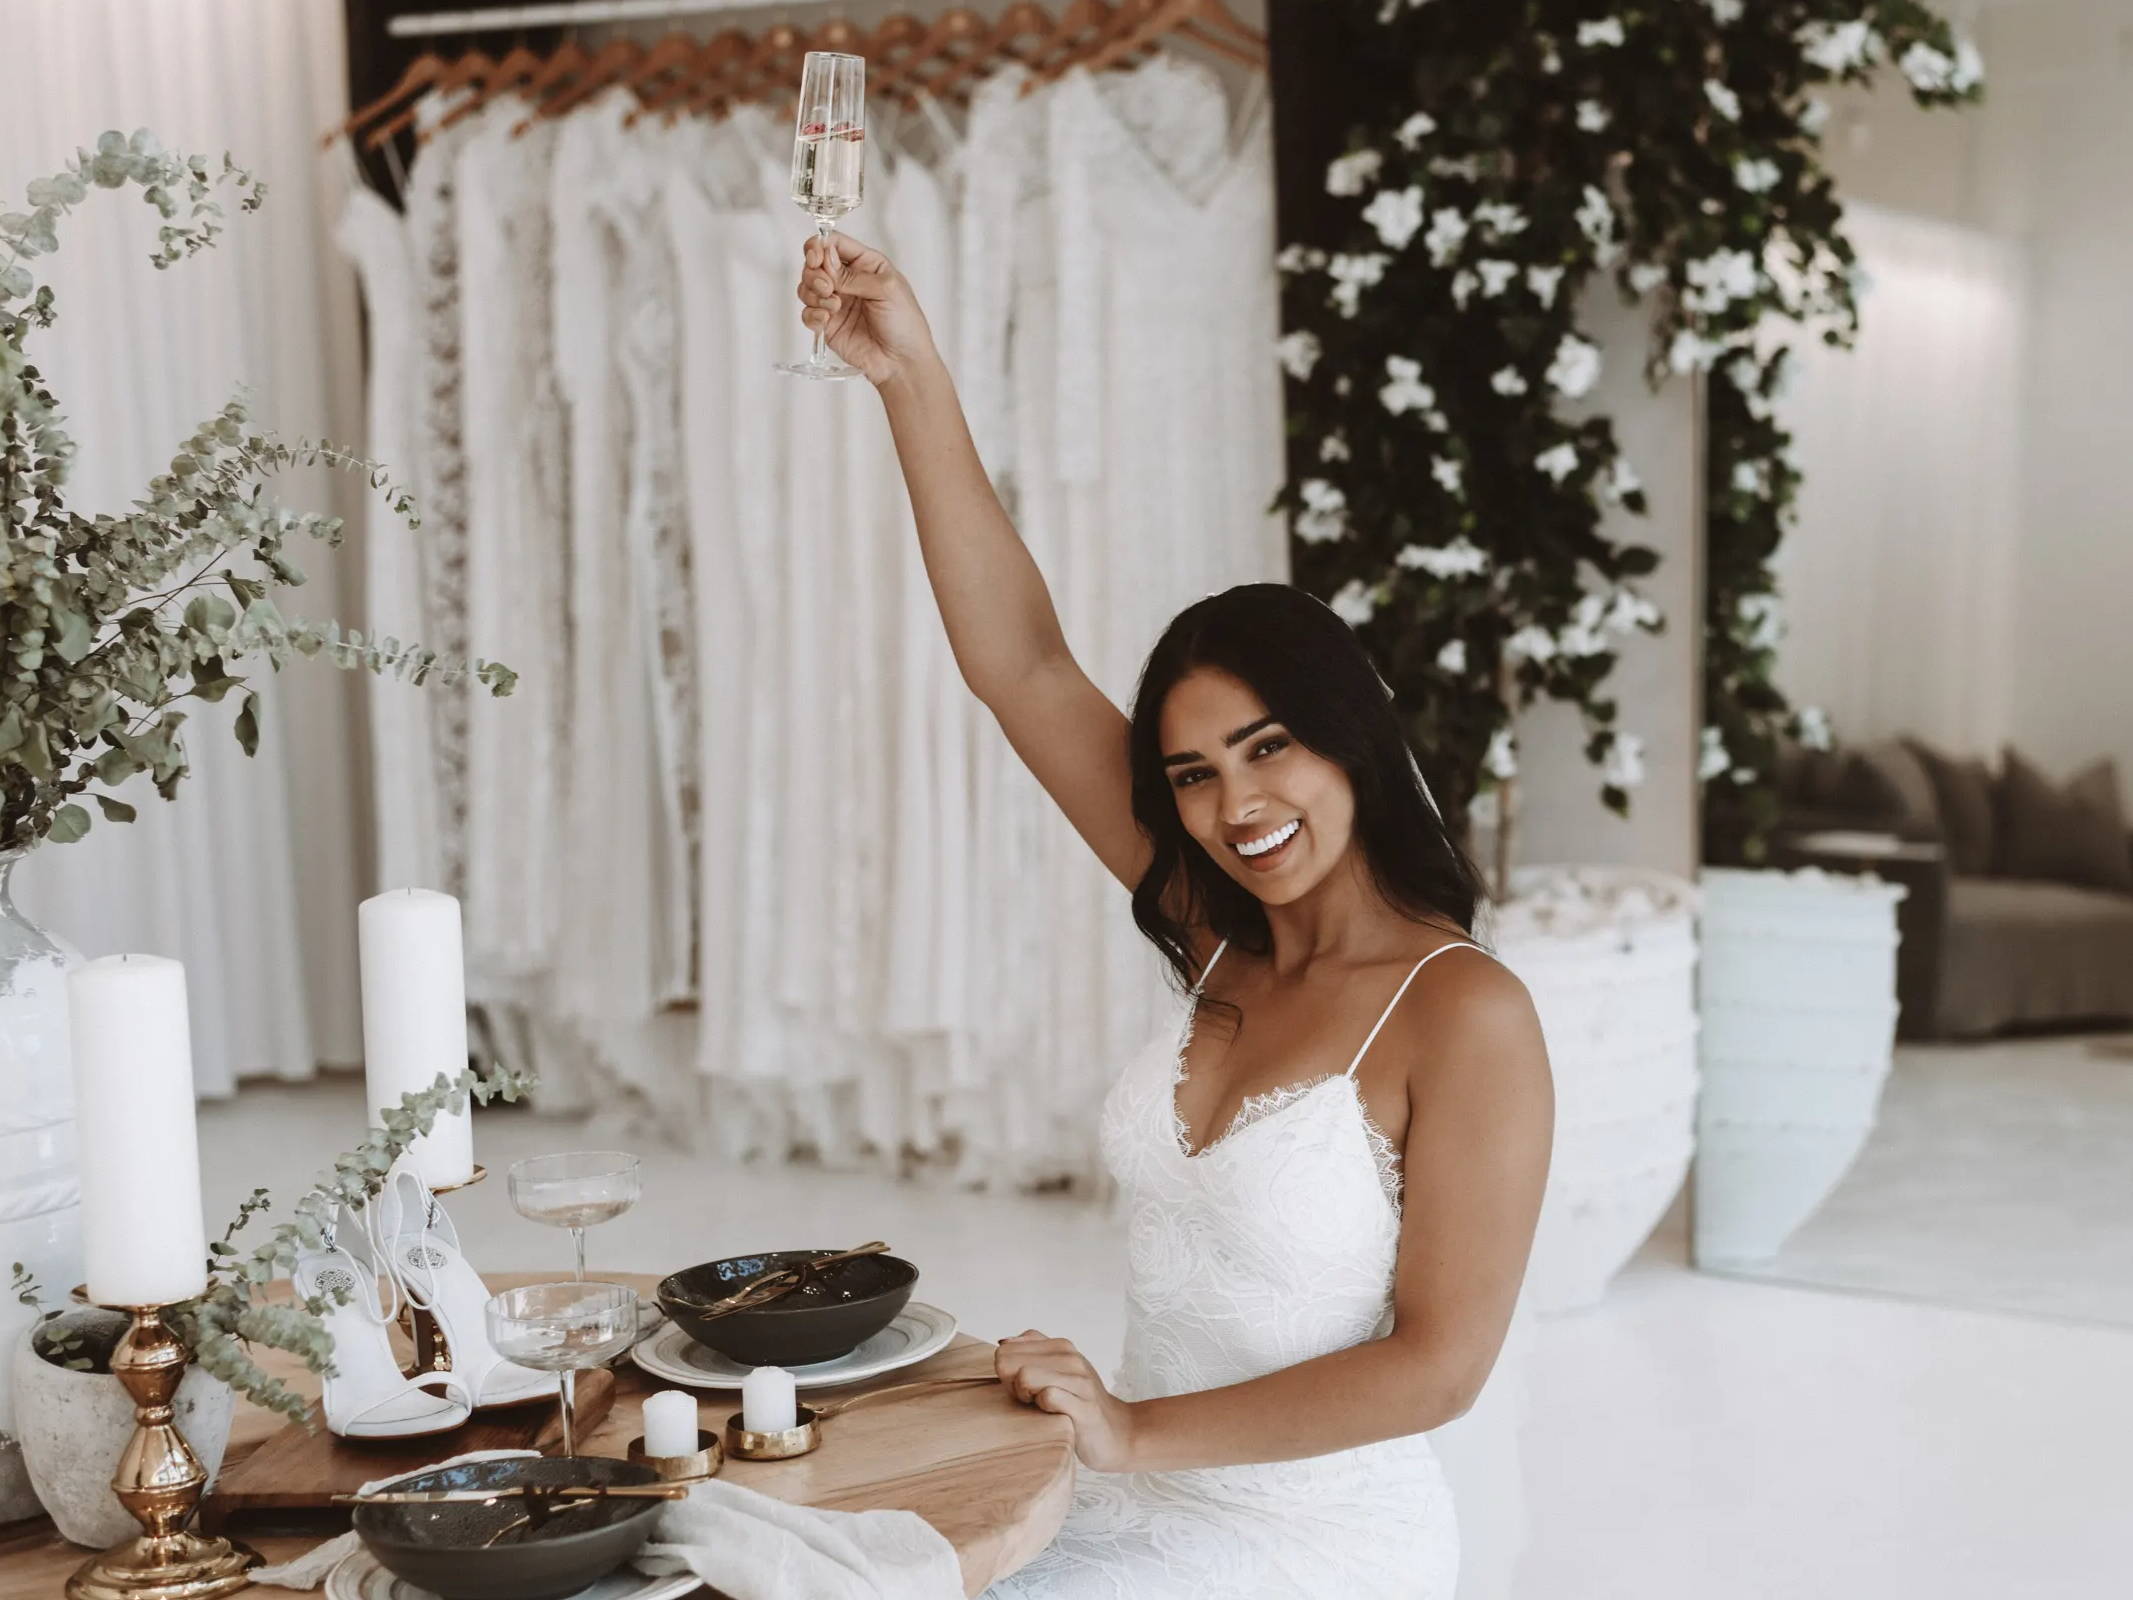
[796,235,1552,1598]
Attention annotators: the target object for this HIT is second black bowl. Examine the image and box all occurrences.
[658,1250,918,1367]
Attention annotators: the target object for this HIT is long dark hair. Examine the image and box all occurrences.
[1128,584,1488,998]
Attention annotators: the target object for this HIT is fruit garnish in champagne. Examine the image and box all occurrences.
[792,120,865,218]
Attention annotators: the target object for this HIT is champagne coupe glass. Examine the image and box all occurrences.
[485,1282,639,1457]
[508,1151,641,1282]
[777,50,867,381]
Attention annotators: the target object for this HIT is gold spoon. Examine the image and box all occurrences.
[669,1241,892,1320]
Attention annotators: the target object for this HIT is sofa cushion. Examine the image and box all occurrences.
[1996,748,2133,893]
[1847,741,1942,843]
[1906,738,1997,875]
[1936,876,2133,1037]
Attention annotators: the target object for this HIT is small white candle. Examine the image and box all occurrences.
[741,1366,797,1433]
[359,888,474,1187]
[643,1389,700,1458]
[70,955,208,1307]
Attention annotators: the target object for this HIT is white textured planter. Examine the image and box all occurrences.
[1491,866,1701,1314]
[1693,866,1905,1270]
[11,1315,233,1548]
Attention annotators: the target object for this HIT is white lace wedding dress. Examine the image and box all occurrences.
[987,942,1470,1599]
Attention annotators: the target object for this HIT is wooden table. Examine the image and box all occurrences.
[0,1273,1075,1598]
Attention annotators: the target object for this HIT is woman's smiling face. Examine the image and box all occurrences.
[1159,667,1356,905]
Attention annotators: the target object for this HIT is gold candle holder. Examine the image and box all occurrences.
[398,1164,485,1381]
[625,1430,724,1481]
[65,1304,258,1600]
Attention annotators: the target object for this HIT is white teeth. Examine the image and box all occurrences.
[1235,820,1300,857]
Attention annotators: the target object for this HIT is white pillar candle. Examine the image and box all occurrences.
[642,1389,701,1457]
[69,955,208,1307]
[741,1366,797,1433]
[359,888,474,1188]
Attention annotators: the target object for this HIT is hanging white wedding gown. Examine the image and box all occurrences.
[987,943,1467,1599]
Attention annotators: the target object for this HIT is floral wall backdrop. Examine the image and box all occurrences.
[1270,0,1982,876]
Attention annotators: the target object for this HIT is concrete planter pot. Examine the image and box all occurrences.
[1492,866,1702,1314]
[11,1311,233,1548]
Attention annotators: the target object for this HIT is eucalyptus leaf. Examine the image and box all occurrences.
[46,802,89,843]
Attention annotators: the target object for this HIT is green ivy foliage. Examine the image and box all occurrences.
[1278,3,1979,858]
[0,130,513,854]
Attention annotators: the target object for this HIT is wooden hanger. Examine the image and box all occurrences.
[870,7,989,107]
[622,27,741,127]
[425,40,545,141]
[365,48,497,151]
[925,2,1055,104]
[325,47,446,151]
[676,21,800,121]
[1022,0,1121,85]
[518,36,643,131]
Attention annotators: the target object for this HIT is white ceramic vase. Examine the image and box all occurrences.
[0,843,84,1524]
[1491,866,1701,1314]
[1693,865,1906,1269]
[11,1312,234,1549]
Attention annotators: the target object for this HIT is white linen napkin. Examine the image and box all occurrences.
[246,1448,540,1590]
[633,1477,962,1600]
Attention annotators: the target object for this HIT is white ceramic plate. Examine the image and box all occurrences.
[325,1546,699,1600]
[629,1301,958,1390]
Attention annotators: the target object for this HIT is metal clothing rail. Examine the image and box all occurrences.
[386,0,826,39]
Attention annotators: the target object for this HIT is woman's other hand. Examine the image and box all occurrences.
[996,1330,1140,1473]
[794,231,937,386]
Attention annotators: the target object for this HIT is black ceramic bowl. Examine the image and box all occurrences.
[658,1250,919,1367]
[351,1456,663,1600]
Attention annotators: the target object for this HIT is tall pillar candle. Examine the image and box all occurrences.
[69,955,208,1307]
[359,888,475,1187]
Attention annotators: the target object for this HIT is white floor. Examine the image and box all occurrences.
[199,1076,2133,1599]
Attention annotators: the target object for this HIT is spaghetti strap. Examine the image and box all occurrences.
[1343,941,1485,1079]
[1192,939,1230,996]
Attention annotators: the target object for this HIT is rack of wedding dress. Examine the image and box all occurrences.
[336,50,1283,1188]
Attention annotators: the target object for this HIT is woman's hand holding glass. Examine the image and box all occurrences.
[794,232,940,389]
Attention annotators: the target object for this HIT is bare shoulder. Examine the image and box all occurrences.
[1383,940,1550,1098]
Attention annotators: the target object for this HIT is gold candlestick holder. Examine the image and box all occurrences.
[66,1304,258,1600]
[396,1164,485,1381]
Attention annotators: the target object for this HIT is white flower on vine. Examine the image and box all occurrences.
[1424,409,1450,432]
[1451,269,1479,309]
[1575,184,1615,248]
[1705,79,1742,121]
[1276,243,1327,274]
[1547,334,1602,399]
[1735,157,1781,193]
[1705,0,1743,23]
[1608,588,1661,633]
[1327,252,1390,318]
[1436,638,1468,675]
[1508,625,1557,662]
[1319,433,1351,463]
[1329,578,1378,628]
[1798,97,1831,136]
[1335,376,1352,396]
[1425,208,1470,267]
[1491,366,1529,397]
[1277,330,1321,381]
[1796,705,1834,750]
[1397,535,1487,578]
[1577,100,1612,133]
[1732,459,1770,497]
[1627,261,1669,296]
[1296,479,1349,544]
[1603,732,1647,791]
[1431,456,1465,496]
[1577,17,1625,48]
[1739,592,1784,650]
[1601,455,1643,504]
[1745,388,1776,423]
[1799,18,1877,74]
[1325,148,1384,197]
[1667,328,1724,373]
[1899,41,1956,93]
[1727,355,1760,391]
[1394,111,1438,151]
[1535,442,1581,483]
[1683,246,1759,313]
[1699,725,1732,781]
[1473,260,1516,299]
[1952,39,1984,93]
[1527,264,1566,306]
[1474,201,1529,238]
[1541,44,1563,75]
[1363,184,1428,250]
[1380,355,1436,416]
[1484,727,1519,780]
[1559,596,1610,657]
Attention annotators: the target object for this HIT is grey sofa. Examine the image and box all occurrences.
[1765,739,2133,1041]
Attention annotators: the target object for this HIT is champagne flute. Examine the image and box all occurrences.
[777,50,867,381]
[485,1282,638,1458]
[508,1151,641,1282]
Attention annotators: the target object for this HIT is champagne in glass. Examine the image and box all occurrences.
[486,1282,638,1458]
[508,1151,641,1282]
[777,51,867,382]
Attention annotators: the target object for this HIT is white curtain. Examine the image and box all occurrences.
[1772,203,2025,755]
[2,0,368,1097]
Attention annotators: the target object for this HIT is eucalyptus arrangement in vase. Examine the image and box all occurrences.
[0,129,512,854]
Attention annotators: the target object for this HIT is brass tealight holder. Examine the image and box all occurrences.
[625,1430,724,1482]
[723,1375,1002,1462]
[65,1304,259,1600]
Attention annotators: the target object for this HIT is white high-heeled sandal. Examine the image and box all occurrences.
[372,1166,561,1411]
[292,1205,475,1439]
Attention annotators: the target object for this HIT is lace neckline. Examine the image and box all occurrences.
[1167,994,1403,1213]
